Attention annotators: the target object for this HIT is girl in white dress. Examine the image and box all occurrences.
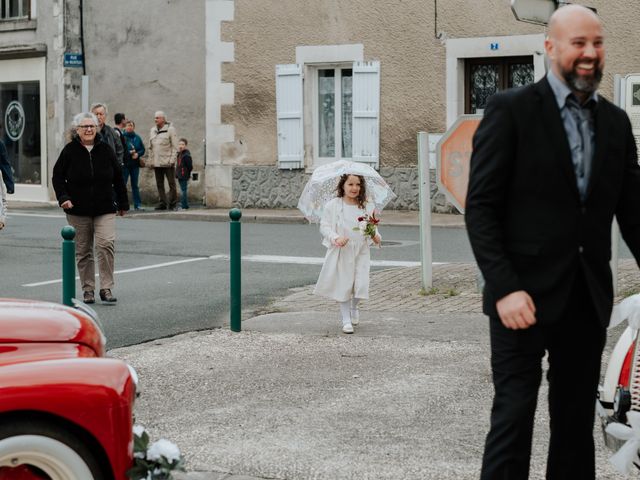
[314,174,381,333]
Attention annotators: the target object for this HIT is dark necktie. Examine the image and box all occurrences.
[566,97,595,199]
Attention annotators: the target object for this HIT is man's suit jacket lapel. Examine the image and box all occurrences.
[535,78,581,201]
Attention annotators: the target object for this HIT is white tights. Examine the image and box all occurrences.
[339,298,360,326]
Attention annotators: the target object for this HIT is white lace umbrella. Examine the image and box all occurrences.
[297,160,397,223]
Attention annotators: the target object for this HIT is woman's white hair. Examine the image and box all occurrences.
[72,112,99,128]
[154,111,167,120]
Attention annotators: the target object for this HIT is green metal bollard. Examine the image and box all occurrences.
[61,226,76,306]
[229,208,242,332]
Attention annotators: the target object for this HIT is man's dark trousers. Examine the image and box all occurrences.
[480,271,606,480]
[154,166,177,209]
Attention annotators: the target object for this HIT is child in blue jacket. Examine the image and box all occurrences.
[176,138,193,209]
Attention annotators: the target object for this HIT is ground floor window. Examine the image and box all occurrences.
[1,80,41,184]
[465,56,534,114]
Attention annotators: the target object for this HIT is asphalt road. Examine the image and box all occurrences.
[2,210,634,349]
[0,211,474,349]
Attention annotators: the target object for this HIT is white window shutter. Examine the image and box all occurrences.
[276,64,304,169]
[352,61,380,168]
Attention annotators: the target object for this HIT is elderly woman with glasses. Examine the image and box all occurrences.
[52,112,129,304]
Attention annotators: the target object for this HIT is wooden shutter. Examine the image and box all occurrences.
[275,64,304,169]
[351,61,380,168]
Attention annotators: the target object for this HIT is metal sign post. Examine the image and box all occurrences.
[81,75,89,113]
[417,132,433,290]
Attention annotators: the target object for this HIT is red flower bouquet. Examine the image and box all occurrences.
[354,212,380,239]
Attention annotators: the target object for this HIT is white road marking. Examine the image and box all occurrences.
[9,212,66,219]
[239,254,433,268]
[22,254,433,288]
[22,256,219,287]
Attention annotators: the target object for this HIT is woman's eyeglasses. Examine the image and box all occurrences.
[77,125,97,130]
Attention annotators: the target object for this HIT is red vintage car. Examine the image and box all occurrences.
[0,299,137,479]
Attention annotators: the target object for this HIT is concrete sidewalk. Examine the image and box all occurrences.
[109,257,640,480]
[131,207,465,228]
[6,200,465,228]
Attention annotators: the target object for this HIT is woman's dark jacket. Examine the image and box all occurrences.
[175,149,193,181]
[52,135,129,217]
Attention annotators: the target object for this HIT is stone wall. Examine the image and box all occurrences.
[232,166,456,213]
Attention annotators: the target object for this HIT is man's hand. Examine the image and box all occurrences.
[496,290,537,330]
[60,200,73,209]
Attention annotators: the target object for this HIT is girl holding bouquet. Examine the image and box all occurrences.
[314,174,381,334]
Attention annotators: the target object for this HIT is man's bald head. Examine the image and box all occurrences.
[547,4,601,40]
[544,4,604,101]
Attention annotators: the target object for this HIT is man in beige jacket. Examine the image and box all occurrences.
[148,111,178,210]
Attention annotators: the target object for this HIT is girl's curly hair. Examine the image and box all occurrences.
[336,174,366,208]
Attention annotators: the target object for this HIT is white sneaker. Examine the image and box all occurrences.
[350,309,359,326]
[342,323,354,334]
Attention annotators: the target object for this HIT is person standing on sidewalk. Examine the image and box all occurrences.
[176,138,193,210]
[122,120,146,211]
[148,111,178,210]
[90,103,124,166]
[465,5,640,479]
[52,112,129,304]
[313,174,381,334]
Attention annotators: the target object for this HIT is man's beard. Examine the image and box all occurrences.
[562,61,603,94]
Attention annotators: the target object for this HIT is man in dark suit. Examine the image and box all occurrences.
[466,5,640,479]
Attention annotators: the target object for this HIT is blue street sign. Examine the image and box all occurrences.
[64,53,84,68]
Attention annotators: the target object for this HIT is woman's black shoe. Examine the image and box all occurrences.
[99,289,117,303]
[83,290,95,304]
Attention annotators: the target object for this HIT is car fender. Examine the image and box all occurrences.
[0,358,135,479]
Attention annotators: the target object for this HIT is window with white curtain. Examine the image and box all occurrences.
[1,0,30,19]
[317,67,352,163]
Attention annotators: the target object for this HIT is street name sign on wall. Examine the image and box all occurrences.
[436,115,482,214]
[63,53,84,68]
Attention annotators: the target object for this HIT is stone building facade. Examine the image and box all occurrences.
[1,1,639,210]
